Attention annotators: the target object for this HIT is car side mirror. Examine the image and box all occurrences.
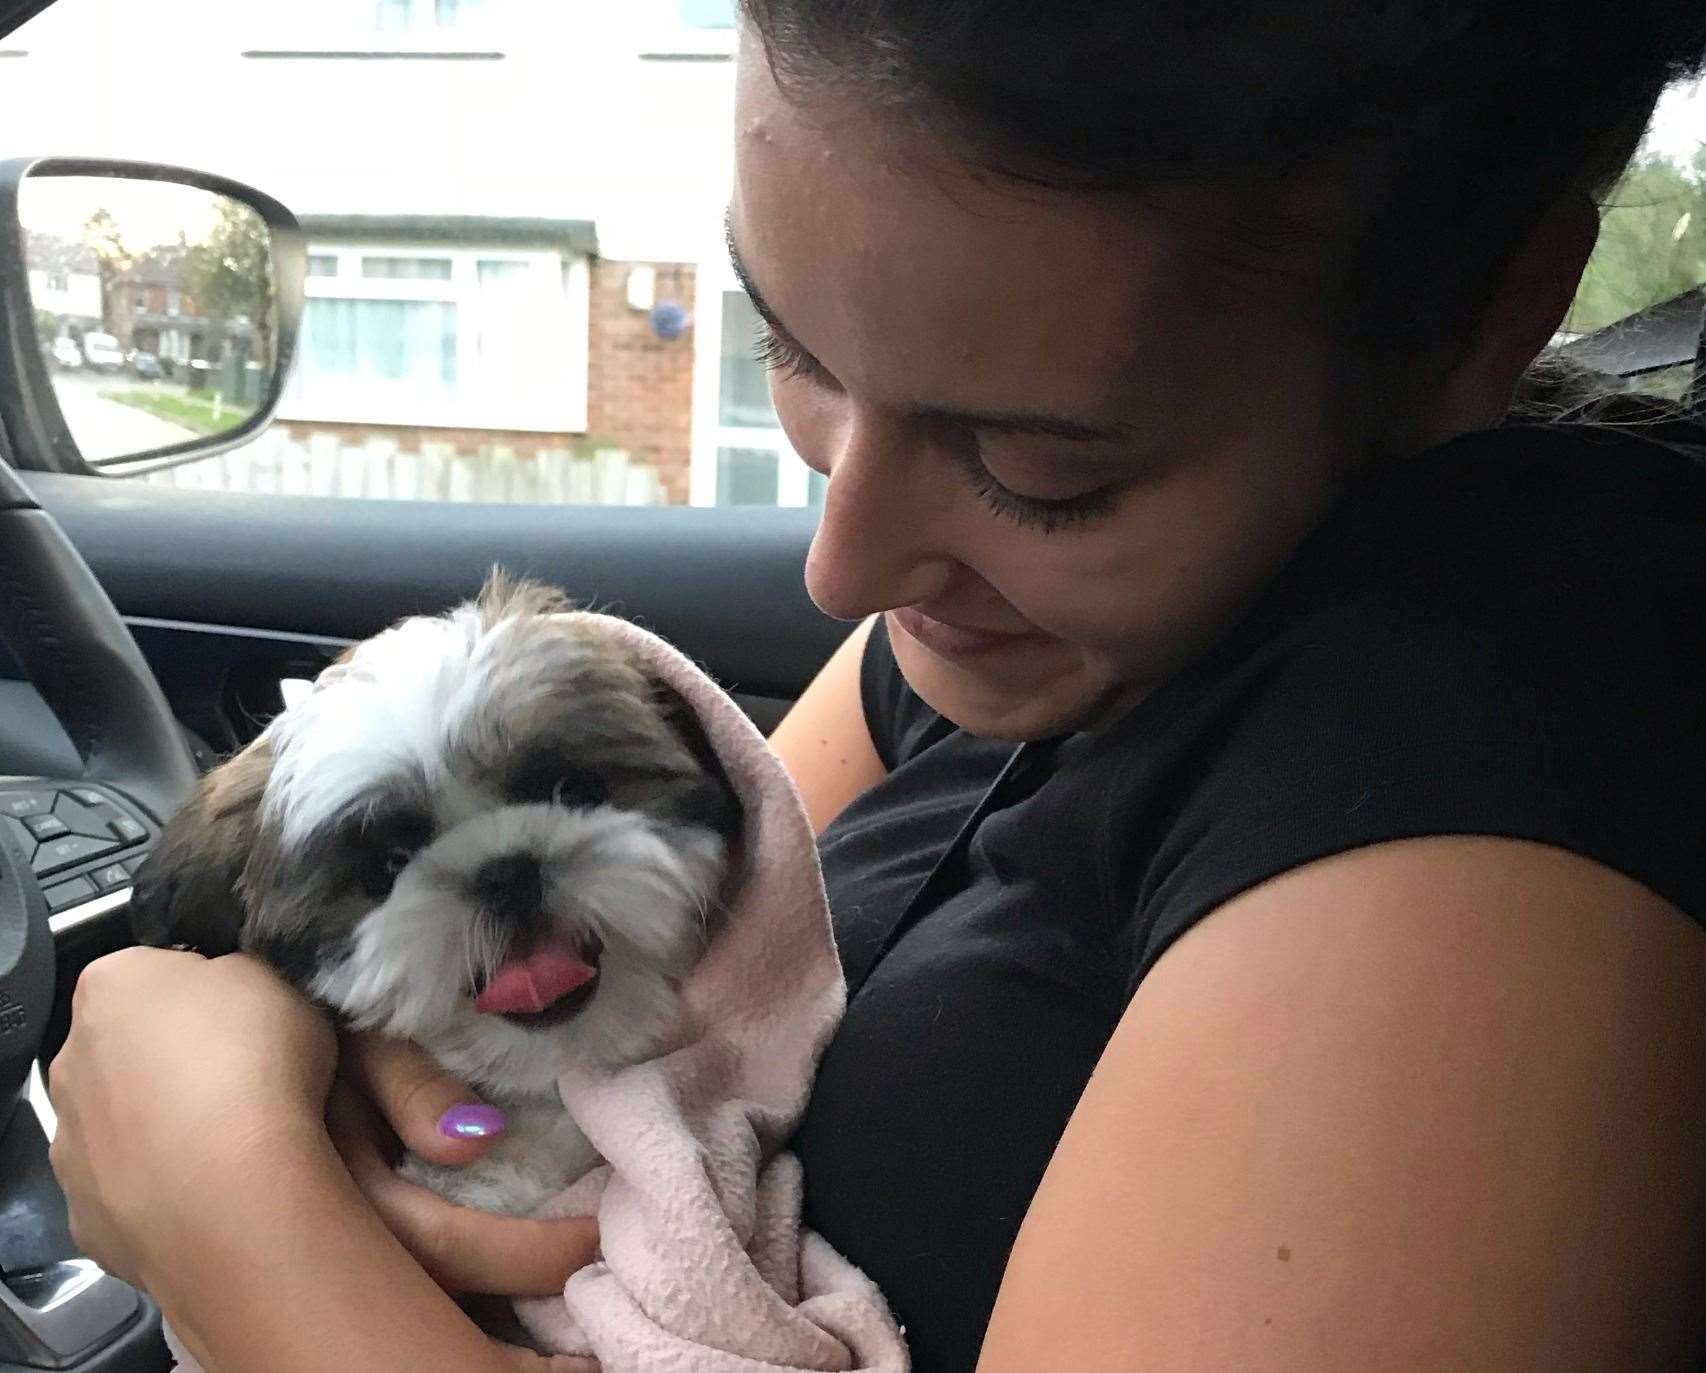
[0,157,305,474]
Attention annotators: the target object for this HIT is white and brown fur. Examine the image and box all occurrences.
[130,573,740,1217]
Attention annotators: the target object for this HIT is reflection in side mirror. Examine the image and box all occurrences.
[19,174,283,466]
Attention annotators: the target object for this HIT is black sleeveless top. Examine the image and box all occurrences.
[791,422,1706,1373]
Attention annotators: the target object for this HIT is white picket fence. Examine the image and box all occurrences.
[134,429,666,506]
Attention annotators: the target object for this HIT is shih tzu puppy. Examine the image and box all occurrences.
[129,573,740,1219]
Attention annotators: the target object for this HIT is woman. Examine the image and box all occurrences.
[48,2,1706,1369]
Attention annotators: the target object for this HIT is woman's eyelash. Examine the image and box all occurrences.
[958,461,1121,534]
[751,319,1115,534]
[754,323,830,384]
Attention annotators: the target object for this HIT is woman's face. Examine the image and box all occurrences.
[730,41,1454,740]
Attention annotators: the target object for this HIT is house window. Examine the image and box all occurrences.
[692,284,817,507]
[47,270,68,292]
[375,0,485,31]
[300,298,459,386]
[716,447,779,506]
[281,243,590,434]
[363,255,453,280]
[718,290,777,429]
[306,255,339,278]
[678,0,736,27]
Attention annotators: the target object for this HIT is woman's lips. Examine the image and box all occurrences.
[890,606,1046,659]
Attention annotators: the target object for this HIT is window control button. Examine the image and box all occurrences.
[32,834,119,876]
[24,815,70,841]
[0,793,54,820]
[91,864,132,891]
[66,787,109,807]
[43,876,98,911]
[109,817,148,845]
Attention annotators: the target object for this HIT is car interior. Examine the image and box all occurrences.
[0,0,1699,1368]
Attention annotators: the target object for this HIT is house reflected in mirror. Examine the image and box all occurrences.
[20,173,279,466]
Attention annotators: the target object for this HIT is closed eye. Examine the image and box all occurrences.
[755,322,838,388]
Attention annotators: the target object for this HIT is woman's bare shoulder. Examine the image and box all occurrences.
[979,834,1706,1371]
[769,617,887,834]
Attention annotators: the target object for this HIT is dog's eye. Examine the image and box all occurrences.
[551,770,607,808]
[510,754,606,809]
[359,844,418,900]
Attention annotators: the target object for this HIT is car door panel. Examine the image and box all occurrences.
[17,472,844,754]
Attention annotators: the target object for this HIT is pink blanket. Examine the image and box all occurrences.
[169,613,910,1371]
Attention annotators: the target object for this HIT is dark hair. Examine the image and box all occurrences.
[737,1,1705,401]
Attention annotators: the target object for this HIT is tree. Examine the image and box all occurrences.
[82,207,138,344]
[181,199,276,370]
[1568,150,1706,335]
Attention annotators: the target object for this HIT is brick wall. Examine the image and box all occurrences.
[585,260,697,505]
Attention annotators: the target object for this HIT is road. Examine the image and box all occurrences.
[46,371,201,464]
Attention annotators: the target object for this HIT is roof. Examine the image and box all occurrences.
[25,230,98,274]
[298,214,599,257]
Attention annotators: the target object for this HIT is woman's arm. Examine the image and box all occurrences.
[768,617,887,833]
[48,951,595,1373]
[150,1118,590,1373]
[977,836,1706,1371]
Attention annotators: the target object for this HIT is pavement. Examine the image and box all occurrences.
[46,370,203,465]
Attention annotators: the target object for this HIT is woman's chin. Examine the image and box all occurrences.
[891,633,1127,742]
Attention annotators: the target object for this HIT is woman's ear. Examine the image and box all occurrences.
[129,739,274,956]
[1427,192,1603,435]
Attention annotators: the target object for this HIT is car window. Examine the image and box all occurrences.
[0,3,1700,509]
[1565,76,1706,399]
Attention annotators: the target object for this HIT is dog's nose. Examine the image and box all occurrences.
[472,853,544,919]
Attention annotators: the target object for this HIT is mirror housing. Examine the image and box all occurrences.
[0,157,305,477]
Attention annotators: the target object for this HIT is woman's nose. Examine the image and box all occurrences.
[803,407,955,621]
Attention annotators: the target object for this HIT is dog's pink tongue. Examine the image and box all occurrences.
[475,946,598,1015]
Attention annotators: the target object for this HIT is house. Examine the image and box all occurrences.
[0,0,805,506]
[23,231,102,335]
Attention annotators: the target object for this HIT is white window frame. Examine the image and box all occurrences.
[690,263,812,507]
[280,242,591,434]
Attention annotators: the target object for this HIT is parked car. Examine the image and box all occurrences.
[80,331,124,372]
[128,350,163,380]
[49,334,81,370]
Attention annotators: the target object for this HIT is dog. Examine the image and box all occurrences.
[129,572,741,1219]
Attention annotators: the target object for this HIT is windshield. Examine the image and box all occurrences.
[0,2,1700,501]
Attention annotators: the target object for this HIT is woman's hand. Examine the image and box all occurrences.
[329,1032,600,1297]
[48,949,337,1289]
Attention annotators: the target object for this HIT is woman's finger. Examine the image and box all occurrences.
[327,1082,600,1297]
[340,1030,506,1166]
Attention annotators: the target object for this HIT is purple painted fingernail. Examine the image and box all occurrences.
[438,1103,506,1140]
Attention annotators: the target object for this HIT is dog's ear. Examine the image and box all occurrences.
[129,738,274,956]
[652,679,744,844]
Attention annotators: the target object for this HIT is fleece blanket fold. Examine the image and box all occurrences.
[167,613,909,1372]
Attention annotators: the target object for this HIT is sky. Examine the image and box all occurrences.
[1645,77,1705,164]
[20,176,227,252]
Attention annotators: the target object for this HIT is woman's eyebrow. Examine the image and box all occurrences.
[725,216,1142,447]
